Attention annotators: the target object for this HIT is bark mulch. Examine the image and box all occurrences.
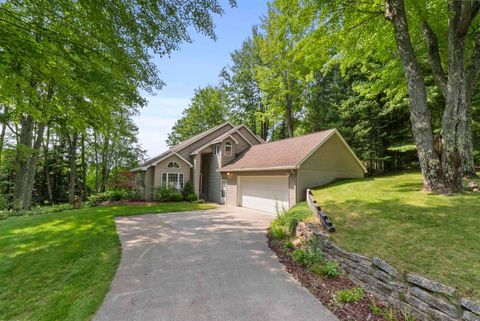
[267,236,417,321]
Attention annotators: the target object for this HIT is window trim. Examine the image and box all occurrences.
[167,161,180,168]
[225,141,233,157]
[161,172,184,189]
[214,145,220,155]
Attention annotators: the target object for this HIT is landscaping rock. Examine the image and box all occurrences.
[463,311,480,321]
[461,298,480,315]
[410,287,458,318]
[427,308,457,321]
[405,292,430,312]
[373,269,393,283]
[373,256,399,277]
[407,273,456,296]
[467,181,479,190]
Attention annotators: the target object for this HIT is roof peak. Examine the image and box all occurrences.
[262,129,336,146]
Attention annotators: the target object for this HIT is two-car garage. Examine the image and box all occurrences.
[238,176,290,214]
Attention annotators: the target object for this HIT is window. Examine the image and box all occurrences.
[167,161,179,168]
[225,142,233,156]
[162,173,167,186]
[214,145,220,155]
[161,172,184,189]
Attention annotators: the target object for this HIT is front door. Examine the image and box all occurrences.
[221,179,227,204]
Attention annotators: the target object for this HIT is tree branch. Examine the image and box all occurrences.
[421,20,447,96]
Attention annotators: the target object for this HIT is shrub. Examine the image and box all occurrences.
[0,195,9,210]
[182,181,194,199]
[283,239,294,250]
[186,193,198,202]
[170,192,184,202]
[310,261,339,278]
[154,187,184,202]
[86,192,110,207]
[335,287,364,303]
[108,189,129,201]
[128,188,143,201]
[291,246,323,268]
[268,203,314,240]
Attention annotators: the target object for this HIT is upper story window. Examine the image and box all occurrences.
[214,145,220,155]
[225,142,233,157]
[167,161,179,168]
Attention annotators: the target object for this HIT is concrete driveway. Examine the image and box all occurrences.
[94,207,338,321]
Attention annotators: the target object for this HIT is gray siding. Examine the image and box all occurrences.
[297,134,364,201]
[154,154,191,189]
[176,124,234,161]
[144,166,155,201]
[207,152,222,203]
[237,127,262,145]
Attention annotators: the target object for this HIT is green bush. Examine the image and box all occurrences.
[269,203,314,240]
[291,246,323,268]
[186,193,198,202]
[128,188,143,201]
[170,192,184,202]
[335,287,364,303]
[154,187,184,202]
[0,195,9,210]
[182,181,194,199]
[310,261,339,278]
[108,189,129,201]
[86,192,110,207]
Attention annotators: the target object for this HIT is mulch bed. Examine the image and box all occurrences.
[267,236,416,321]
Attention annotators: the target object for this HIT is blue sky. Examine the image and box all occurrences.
[135,1,269,158]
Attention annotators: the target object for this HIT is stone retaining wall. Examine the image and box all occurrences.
[295,222,480,321]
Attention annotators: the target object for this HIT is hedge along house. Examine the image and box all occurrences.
[131,122,366,214]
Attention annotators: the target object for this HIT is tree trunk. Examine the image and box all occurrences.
[81,133,87,200]
[43,126,53,203]
[100,133,110,192]
[68,132,78,204]
[23,123,46,209]
[386,0,446,193]
[0,105,7,162]
[13,115,34,210]
[94,131,100,193]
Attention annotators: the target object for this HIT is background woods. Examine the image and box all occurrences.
[169,0,480,192]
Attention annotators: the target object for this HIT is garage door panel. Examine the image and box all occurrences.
[239,176,289,214]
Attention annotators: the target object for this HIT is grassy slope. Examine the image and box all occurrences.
[0,203,216,321]
[311,172,480,300]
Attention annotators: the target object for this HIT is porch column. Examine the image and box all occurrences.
[193,154,201,196]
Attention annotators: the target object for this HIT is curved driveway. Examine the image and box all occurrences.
[94,207,338,321]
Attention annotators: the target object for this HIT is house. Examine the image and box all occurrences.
[131,122,366,214]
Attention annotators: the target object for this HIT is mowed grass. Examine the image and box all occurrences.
[0,202,216,321]
[312,172,480,300]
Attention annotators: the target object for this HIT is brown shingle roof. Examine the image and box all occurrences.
[219,129,337,172]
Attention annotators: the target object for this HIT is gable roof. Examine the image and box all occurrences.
[131,122,234,171]
[219,129,366,172]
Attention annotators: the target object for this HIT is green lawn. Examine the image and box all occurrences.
[311,172,480,300]
[0,202,216,321]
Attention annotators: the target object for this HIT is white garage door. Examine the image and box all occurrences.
[239,176,289,214]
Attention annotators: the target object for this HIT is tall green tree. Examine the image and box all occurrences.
[292,0,480,193]
[167,86,229,147]
[219,31,269,140]
[255,1,308,138]
[1,0,232,209]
